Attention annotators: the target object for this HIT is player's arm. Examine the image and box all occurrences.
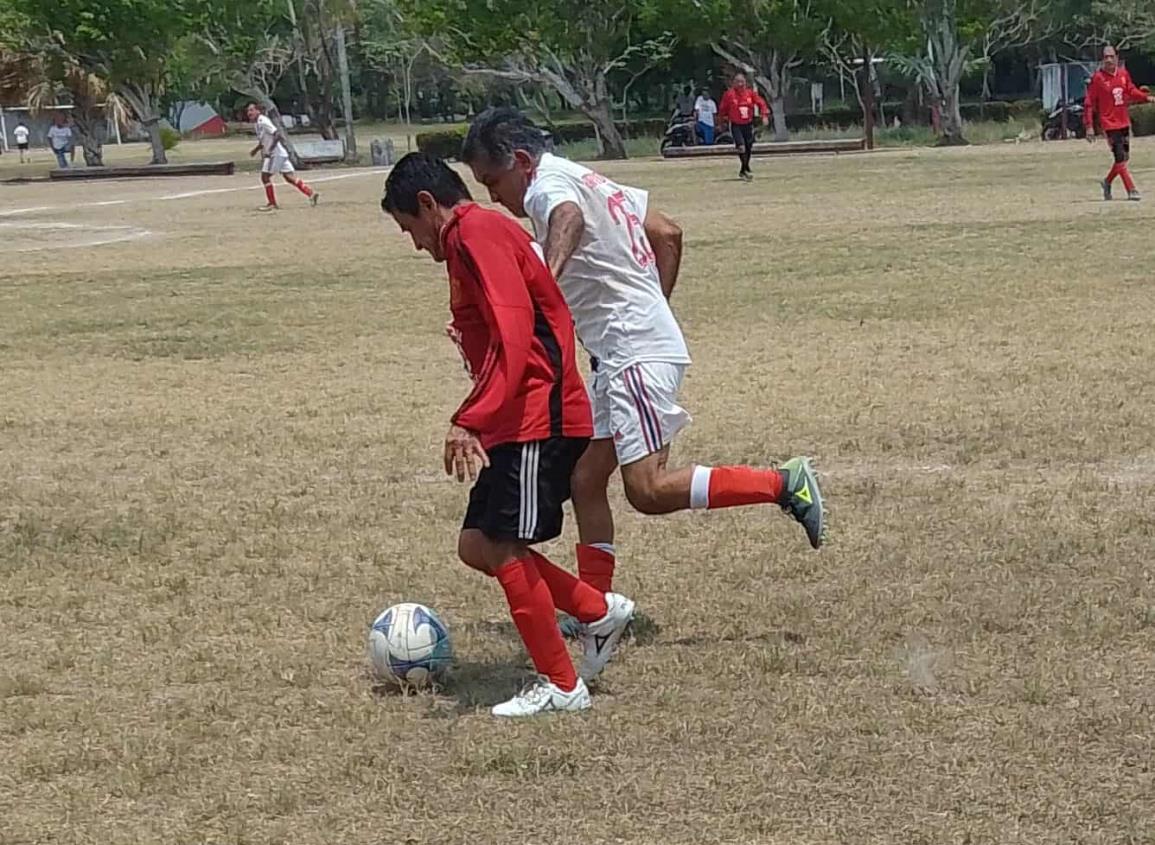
[644,208,683,299]
[1126,78,1155,104]
[543,202,585,281]
[450,232,536,438]
[718,90,732,130]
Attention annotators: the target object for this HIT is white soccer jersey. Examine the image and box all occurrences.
[255,114,287,157]
[14,126,29,144]
[524,153,690,375]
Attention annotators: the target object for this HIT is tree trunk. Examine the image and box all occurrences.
[860,45,876,150]
[582,98,627,159]
[770,96,788,141]
[118,83,168,164]
[939,83,966,145]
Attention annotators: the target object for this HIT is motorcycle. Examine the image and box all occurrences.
[1041,101,1087,141]
[659,111,735,154]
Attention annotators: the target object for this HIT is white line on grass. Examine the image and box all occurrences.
[0,221,152,253]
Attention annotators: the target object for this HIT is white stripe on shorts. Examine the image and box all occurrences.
[519,442,540,539]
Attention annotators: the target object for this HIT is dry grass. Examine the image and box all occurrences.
[2,139,1155,845]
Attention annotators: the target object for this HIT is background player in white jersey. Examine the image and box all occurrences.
[14,120,31,164]
[246,103,319,212]
[462,107,824,606]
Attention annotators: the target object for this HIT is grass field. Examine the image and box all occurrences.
[2,138,1154,845]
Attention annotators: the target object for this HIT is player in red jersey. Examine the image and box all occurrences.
[381,153,636,717]
[718,73,770,182]
[1084,45,1155,201]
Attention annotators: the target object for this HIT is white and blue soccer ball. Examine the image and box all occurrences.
[368,602,453,688]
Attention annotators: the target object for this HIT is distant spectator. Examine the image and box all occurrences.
[14,120,30,164]
[694,88,717,145]
[674,85,695,120]
[47,114,72,169]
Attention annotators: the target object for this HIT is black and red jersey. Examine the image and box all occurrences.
[441,203,592,448]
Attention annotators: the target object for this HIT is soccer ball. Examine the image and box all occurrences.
[368,602,453,688]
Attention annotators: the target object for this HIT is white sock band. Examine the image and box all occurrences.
[591,542,615,557]
[690,465,712,510]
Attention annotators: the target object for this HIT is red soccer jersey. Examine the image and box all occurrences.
[1084,68,1151,132]
[719,87,769,125]
[442,203,592,449]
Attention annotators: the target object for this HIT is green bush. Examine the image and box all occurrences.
[415,129,466,159]
[159,125,182,151]
[1008,98,1043,120]
[416,118,670,160]
[1131,103,1155,137]
[960,101,1011,122]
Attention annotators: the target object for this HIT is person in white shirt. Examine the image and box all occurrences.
[46,114,72,169]
[694,89,718,145]
[246,103,319,212]
[14,121,30,164]
[462,107,824,612]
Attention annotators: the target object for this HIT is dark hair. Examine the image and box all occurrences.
[461,106,547,167]
[683,85,692,94]
[382,152,472,216]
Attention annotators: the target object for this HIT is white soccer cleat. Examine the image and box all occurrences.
[491,676,591,718]
[579,593,636,681]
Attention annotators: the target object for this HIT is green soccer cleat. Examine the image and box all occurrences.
[779,457,825,549]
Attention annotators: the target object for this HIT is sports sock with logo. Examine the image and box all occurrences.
[493,558,577,692]
[264,184,277,205]
[531,551,609,622]
[689,465,787,510]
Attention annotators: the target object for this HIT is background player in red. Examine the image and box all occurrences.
[718,73,770,182]
[381,153,635,717]
[1084,45,1155,201]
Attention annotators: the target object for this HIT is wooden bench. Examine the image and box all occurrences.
[294,140,345,164]
[661,138,867,158]
[49,161,236,180]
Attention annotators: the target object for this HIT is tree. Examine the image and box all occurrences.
[892,0,1051,145]
[2,0,201,164]
[824,0,916,148]
[404,0,674,159]
[360,0,430,126]
[195,0,305,162]
[663,0,828,141]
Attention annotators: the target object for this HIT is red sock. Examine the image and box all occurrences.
[493,558,577,691]
[1119,164,1136,193]
[691,465,785,510]
[293,180,314,198]
[576,544,616,593]
[1106,163,1121,184]
[264,184,277,205]
[531,552,608,622]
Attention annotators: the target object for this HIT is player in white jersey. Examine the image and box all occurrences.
[462,108,824,606]
[246,103,319,212]
[14,121,31,163]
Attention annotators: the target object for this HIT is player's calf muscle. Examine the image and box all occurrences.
[621,459,694,515]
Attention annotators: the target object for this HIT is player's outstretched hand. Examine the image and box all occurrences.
[1086,131,1096,144]
[444,424,489,482]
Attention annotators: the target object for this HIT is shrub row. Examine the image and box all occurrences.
[416,118,671,159]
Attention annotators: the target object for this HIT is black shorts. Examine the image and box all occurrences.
[463,437,588,543]
[1107,129,1130,163]
[17,143,28,151]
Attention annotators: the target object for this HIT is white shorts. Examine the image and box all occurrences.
[262,153,295,175]
[591,362,691,466]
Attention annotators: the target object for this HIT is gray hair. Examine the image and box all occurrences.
[461,107,547,167]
